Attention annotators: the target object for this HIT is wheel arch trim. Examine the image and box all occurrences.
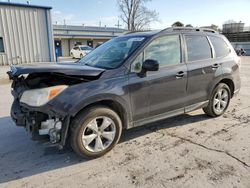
[70,94,132,129]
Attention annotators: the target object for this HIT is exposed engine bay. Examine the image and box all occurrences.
[9,65,104,148]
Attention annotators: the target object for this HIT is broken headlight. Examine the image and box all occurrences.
[20,85,68,107]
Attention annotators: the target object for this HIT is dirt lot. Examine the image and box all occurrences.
[0,57,249,188]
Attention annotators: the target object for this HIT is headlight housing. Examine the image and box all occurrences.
[20,85,68,107]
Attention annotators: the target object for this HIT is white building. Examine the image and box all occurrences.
[0,2,54,66]
[53,25,126,57]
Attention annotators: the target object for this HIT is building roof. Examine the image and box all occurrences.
[53,25,126,33]
[0,2,52,9]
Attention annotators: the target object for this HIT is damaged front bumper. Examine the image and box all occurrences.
[11,100,70,149]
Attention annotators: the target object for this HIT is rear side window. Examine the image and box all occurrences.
[209,36,230,58]
[81,46,92,50]
[185,35,212,62]
[0,37,4,53]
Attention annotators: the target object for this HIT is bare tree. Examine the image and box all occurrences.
[118,0,158,31]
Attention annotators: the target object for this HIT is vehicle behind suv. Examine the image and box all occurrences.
[70,45,93,59]
[8,27,241,158]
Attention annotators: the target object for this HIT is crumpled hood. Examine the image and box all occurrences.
[7,62,105,78]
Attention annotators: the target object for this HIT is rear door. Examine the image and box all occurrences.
[184,34,222,107]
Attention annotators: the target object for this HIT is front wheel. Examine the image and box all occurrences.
[203,83,231,117]
[70,106,122,158]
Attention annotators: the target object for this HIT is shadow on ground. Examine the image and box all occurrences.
[0,112,210,184]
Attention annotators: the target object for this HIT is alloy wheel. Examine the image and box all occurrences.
[82,116,116,153]
[213,88,229,114]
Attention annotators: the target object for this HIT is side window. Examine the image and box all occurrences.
[131,53,143,73]
[0,37,4,53]
[73,47,79,50]
[144,35,181,67]
[185,35,212,62]
[209,36,230,58]
[82,47,90,50]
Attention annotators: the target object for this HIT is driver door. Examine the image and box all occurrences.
[128,53,150,123]
[145,35,187,117]
[128,35,188,126]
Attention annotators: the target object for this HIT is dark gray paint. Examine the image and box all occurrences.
[8,30,241,148]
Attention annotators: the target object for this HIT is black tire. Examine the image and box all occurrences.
[80,54,83,59]
[70,106,122,158]
[71,53,75,59]
[203,83,231,117]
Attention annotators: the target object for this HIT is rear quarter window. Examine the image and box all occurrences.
[209,36,231,58]
[185,35,212,62]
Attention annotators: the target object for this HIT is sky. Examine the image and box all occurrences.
[1,0,250,29]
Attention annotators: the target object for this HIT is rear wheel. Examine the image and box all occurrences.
[70,106,122,158]
[203,83,231,117]
[80,54,83,59]
[71,52,75,59]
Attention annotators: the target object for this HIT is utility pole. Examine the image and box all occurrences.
[115,20,122,29]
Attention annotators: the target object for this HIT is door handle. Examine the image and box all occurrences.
[212,63,220,70]
[176,71,185,79]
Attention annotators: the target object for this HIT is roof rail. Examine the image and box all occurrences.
[124,29,153,35]
[124,31,140,35]
[159,27,217,34]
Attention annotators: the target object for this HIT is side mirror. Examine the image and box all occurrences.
[142,59,159,72]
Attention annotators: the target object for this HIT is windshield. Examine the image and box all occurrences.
[79,36,146,69]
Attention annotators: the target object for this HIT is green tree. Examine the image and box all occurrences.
[172,21,184,27]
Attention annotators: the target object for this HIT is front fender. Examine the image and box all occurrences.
[48,75,132,127]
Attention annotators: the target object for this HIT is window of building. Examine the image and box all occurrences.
[75,42,82,46]
[144,35,181,67]
[0,37,4,53]
[209,36,230,58]
[185,35,212,62]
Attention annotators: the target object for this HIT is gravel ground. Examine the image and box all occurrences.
[0,66,10,84]
[0,57,249,188]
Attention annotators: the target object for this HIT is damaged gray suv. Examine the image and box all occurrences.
[8,27,241,158]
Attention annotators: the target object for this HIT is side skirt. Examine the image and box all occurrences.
[132,101,209,128]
